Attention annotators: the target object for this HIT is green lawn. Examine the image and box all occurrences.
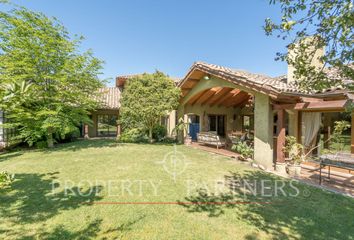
[0,140,353,239]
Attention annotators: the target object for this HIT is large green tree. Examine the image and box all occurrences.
[119,71,180,142]
[0,4,104,147]
[264,0,353,91]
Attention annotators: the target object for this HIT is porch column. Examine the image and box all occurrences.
[84,124,89,139]
[351,111,354,155]
[276,109,286,163]
[177,105,185,143]
[254,93,273,170]
[296,111,302,144]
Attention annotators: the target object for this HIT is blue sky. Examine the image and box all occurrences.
[5,0,288,86]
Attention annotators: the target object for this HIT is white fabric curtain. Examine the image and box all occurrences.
[302,112,322,148]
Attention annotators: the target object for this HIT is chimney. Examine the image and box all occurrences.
[287,36,325,84]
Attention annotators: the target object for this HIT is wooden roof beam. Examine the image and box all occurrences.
[218,90,242,107]
[198,87,222,105]
[186,90,208,105]
[273,99,349,112]
[211,89,238,107]
[236,96,252,108]
[195,88,219,105]
[225,92,249,108]
[207,87,233,106]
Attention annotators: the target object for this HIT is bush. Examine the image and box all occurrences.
[0,171,14,188]
[159,137,177,144]
[35,140,48,149]
[283,136,304,165]
[231,142,253,159]
[56,128,80,143]
[152,125,167,142]
[118,128,149,143]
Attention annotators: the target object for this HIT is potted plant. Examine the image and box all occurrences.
[283,136,304,176]
[172,118,192,145]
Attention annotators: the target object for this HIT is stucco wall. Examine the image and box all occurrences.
[174,104,254,139]
[183,104,237,133]
[254,93,274,169]
[166,110,177,137]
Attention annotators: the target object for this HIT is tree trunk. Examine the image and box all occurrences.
[149,127,153,143]
[47,128,54,148]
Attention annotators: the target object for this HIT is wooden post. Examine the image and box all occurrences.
[351,112,354,155]
[324,126,331,149]
[276,109,286,163]
[117,124,121,137]
[84,124,89,139]
[296,111,302,144]
[323,114,331,149]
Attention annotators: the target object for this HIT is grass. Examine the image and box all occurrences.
[0,139,353,239]
[318,133,351,154]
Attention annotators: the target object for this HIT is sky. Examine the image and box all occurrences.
[3,0,288,86]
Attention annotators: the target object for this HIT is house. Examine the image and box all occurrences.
[1,40,353,173]
[83,53,352,173]
[175,61,352,172]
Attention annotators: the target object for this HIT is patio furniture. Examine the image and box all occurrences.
[197,132,226,149]
[319,153,354,185]
[227,131,254,147]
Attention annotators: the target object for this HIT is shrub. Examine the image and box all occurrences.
[231,142,253,159]
[118,128,149,143]
[56,128,80,143]
[35,140,48,149]
[283,136,304,165]
[159,137,177,144]
[0,171,15,188]
[152,125,167,142]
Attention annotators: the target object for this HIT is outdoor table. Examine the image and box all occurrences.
[319,153,354,185]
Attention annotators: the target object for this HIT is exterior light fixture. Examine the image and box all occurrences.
[203,75,210,80]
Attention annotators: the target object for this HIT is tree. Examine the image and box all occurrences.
[264,0,354,91]
[0,4,104,147]
[119,71,180,142]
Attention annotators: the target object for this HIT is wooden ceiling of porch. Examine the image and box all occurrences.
[180,70,253,108]
[186,87,252,108]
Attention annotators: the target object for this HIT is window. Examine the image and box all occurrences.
[97,114,118,136]
[208,115,225,136]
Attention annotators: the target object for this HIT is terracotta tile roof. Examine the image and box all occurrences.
[96,87,121,109]
[181,61,292,95]
[182,61,349,96]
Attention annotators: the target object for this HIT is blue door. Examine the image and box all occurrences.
[189,123,200,141]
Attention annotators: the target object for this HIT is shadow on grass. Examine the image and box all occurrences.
[31,214,146,240]
[0,172,103,230]
[0,171,148,239]
[178,170,354,239]
[31,218,103,240]
[0,151,24,162]
[0,139,181,159]
[43,139,122,153]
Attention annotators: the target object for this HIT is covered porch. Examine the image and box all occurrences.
[177,62,354,176]
[177,62,282,170]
